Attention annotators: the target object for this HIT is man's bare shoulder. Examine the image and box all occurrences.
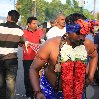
[84,38,94,48]
[36,37,61,61]
[84,37,96,55]
[38,37,61,54]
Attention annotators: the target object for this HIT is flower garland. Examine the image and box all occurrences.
[60,43,87,62]
[76,19,90,35]
[60,43,87,99]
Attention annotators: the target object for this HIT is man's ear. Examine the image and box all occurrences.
[55,18,58,24]
[27,23,31,28]
[7,16,12,21]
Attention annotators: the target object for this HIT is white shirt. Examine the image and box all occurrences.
[46,26,66,39]
[47,22,51,28]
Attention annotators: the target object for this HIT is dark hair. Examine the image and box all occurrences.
[66,13,87,24]
[90,29,94,34]
[27,17,37,24]
[8,10,20,22]
[42,22,47,28]
[76,30,80,35]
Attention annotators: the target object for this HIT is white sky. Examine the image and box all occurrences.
[0,0,99,17]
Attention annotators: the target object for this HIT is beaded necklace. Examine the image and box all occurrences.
[54,33,67,93]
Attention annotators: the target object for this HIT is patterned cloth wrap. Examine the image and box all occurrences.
[40,70,63,99]
[40,70,85,99]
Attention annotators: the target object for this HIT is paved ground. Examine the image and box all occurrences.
[86,85,99,99]
[14,47,99,99]
[14,47,27,99]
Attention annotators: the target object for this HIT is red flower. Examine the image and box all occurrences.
[77,19,90,35]
[61,61,86,99]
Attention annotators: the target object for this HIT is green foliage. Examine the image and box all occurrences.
[36,0,48,23]
[45,0,64,21]
[97,13,99,20]
[83,9,94,19]
[16,0,33,26]
[16,0,95,27]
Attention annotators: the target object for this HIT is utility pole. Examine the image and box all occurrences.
[14,0,15,10]
[32,0,36,17]
[93,0,96,18]
[78,0,84,14]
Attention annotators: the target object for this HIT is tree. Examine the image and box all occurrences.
[35,0,48,23]
[46,0,64,20]
[16,0,95,26]
[97,13,99,20]
[16,0,48,26]
[16,0,33,26]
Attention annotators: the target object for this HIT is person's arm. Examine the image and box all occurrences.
[94,33,99,49]
[29,40,52,98]
[19,34,29,47]
[20,30,31,48]
[85,39,98,82]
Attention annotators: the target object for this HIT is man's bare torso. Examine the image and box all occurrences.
[43,37,62,90]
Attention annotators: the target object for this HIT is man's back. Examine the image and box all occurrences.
[0,22,23,60]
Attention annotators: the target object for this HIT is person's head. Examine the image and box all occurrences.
[65,13,90,43]
[7,10,20,23]
[42,22,47,33]
[50,18,56,27]
[55,13,65,28]
[27,16,38,31]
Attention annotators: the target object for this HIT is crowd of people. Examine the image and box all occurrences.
[0,10,99,99]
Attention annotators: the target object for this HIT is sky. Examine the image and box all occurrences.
[0,0,99,17]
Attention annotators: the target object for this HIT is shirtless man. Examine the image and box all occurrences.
[29,13,98,99]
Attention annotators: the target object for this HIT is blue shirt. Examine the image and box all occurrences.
[86,34,94,42]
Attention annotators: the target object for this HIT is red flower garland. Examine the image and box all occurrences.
[61,61,86,99]
[76,19,99,35]
[94,20,99,26]
[77,19,90,35]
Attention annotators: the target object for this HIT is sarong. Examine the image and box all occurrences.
[40,70,63,99]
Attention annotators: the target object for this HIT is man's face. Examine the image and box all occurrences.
[70,33,85,41]
[69,33,85,46]
[7,16,12,22]
[28,20,38,31]
[57,15,65,27]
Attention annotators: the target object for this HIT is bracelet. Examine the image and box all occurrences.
[34,90,42,98]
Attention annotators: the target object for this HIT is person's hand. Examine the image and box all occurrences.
[40,39,45,44]
[86,78,91,85]
[25,41,31,52]
[86,76,93,85]
[35,92,46,99]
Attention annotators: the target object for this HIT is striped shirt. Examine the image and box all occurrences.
[0,21,24,60]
